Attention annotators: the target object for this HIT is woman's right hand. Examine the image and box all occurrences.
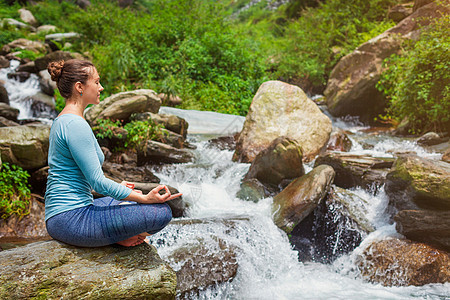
[146,185,183,203]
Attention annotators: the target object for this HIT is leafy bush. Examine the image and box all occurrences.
[377,13,450,134]
[124,119,166,149]
[0,163,31,219]
[92,118,123,140]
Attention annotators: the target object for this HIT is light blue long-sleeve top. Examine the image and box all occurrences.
[44,114,132,221]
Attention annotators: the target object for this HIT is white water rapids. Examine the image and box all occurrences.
[2,67,449,299]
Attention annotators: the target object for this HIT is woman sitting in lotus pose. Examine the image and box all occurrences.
[45,59,181,247]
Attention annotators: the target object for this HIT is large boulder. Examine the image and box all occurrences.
[233,81,331,163]
[137,140,194,165]
[314,152,394,190]
[394,210,450,252]
[385,154,450,211]
[84,89,161,125]
[18,8,38,27]
[356,238,450,286]
[243,136,304,190]
[272,165,335,233]
[34,51,80,71]
[324,2,449,123]
[0,240,177,299]
[0,197,48,240]
[0,125,50,170]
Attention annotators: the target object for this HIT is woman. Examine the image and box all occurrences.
[45,59,181,247]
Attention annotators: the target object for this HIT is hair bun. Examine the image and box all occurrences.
[48,60,65,82]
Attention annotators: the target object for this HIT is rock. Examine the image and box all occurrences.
[0,56,9,69]
[325,1,449,123]
[0,124,50,170]
[243,137,304,192]
[0,116,19,127]
[36,25,57,34]
[356,238,450,286]
[272,165,335,233]
[137,140,195,165]
[385,154,450,211]
[45,32,81,51]
[7,71,30,82]
[1,18,35,32]
[0,103,19,121]
[388,3,413,22]
[325,127,352,152]
[34,51,78,71]
[314,152,394,190]
[0,240,177,299]
[17,61,36,73]
[207,134,238,151]
[394,210,450,252]
[168,237,237,297]
[74,0,91,9]
[0,84,9,105]
[158,93,182,107]
[0,197,48,240]
[118,0,134,8]
[38,69,57,96]
[234,81,332,163]
[97,95,153,122]
[29,92,55,109]
[290,188,370,263]
[417,132,448,146]
[413,0,434,11]
[443,148,450,163]
[236,178,268,202]
[30,166,49,196]
[18,8,38,27]
[131,112,189,139]
[1,38,45,55]
[94,126,128,150]
[85,89,161,125]
[102,161,160,184]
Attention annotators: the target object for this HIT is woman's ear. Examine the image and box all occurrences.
[74,81,83,95]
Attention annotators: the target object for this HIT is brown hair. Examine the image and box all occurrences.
[48,59,95,99]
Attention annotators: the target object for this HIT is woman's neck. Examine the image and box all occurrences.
[59,99,86,118]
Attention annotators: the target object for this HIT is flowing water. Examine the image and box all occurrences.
[2,67,449,299]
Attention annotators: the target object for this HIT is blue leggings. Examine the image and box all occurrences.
[46,197,172,247]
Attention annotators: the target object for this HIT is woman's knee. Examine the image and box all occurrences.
[159,203,173,226]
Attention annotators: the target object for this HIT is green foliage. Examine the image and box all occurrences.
[54,88,65,112]
[377,13,450,134]
[124,119,166,149]
[0,163,31,219]
[92,118,123,140]
[13,48,44,61]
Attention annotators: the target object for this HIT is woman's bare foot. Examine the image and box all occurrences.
[117,233,148,247]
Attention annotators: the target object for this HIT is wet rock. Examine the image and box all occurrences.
[137,140,195,165]
[394,210,450,252]
[325,2,449,123]
[131,112,189,139]
[17,61,36,73]
[0,56,10,69]
[168,237,238,297]
[385,154,450,211]
[236,178,268,202]
[290,188,369,263]
[0,116,19,127]
[314,152,394,190]
[325,127,352,152]
[417,132,448,146]
[0,197,48,240]
[272,165,335,233]
[7,71,30,82]
[85,89,161,125]
[0,240,177,299]
[242,137,304,195]
[34,51,78,71]
[443,148,450,163]
[18,8,38,27]
[388,3,413,22]
[207,134,238,151]
[233,80,332,163]
[0,84,9,105]
[0,103,19,121]
[356,238,450,286]
[0,124,50,170]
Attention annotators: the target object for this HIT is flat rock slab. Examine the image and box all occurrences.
[0,240,176,299]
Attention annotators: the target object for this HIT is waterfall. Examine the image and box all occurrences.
[146,113,449,299]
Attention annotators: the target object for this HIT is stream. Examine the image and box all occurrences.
[1,62,449,299]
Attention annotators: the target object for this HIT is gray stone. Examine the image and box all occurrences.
[0,240,177,299]
[137,140,195,165]
[37,25,57,34]
[0,103,19,121]
[38,69,57,96]
[234,81,332,162]
[17,61,36,73]
[1,38,45,55]
[0,124,50,170]
[18,8,38,27]
[131,112,189,139]
[97,95,154,122]
[0,56,9,69]
[388,3,413,22]
[45,32,81,42]
[34,51,78,71]
[272,165,335,233]
[325,127,352,152]
[1,18,35,32]
[0,84,9,105]
[417,132,448,146]
[0,116,19,127]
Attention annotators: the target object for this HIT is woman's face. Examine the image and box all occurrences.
[82,68,104,105]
